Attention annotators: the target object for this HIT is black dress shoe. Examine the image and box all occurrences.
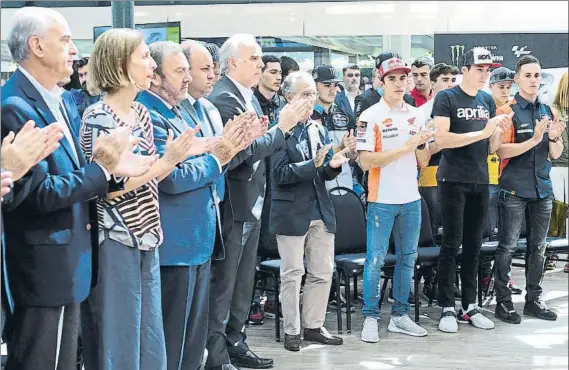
[303,327,343,345]
[229,350,274,369]
[206,365,242,370]
[284,333,301,352]
[495,300,521,324]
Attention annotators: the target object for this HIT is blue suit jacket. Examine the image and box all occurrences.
[334,90,356,122]
[1,69,109,306]
[137,91,223,266]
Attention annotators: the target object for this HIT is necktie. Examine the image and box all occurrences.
[171,106,182,120]
[193,100,205,123]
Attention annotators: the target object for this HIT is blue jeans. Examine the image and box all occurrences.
[362,200,421,319]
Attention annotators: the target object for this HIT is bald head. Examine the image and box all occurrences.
[183,40,216,99]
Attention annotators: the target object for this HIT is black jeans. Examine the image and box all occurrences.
[437,182,489,308]
[494,192,553,304]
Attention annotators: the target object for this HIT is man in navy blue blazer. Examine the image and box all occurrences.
[1,8,153,370]
[138,41,250,370]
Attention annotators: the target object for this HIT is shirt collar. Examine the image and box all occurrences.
[18,66,64,109]
[515,92,539,109]
[148,90,173,110]
[227,75,254,103]
[186,93,197,105]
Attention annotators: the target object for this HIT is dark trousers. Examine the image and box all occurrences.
[161,261,211,370]
[206,220,261,368]
[6,304,80,370]
[437,182,489,309]
[495,192,553,304]
[419,186,441,241]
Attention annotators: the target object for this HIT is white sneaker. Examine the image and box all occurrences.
[361,317,379,343]
[438,307,458,333]
[458,304,495,330]
[388,315,428,337]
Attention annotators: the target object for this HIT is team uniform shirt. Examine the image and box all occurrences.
[356,98,426,204]
[498,93,554,199]
[431,85,496,184]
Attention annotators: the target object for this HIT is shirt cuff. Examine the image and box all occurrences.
[94,161,112,181]
[209,154,223,174]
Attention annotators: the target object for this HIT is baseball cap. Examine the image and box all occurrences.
[489,67,515,84]
[375,51,401,69]
[312,65,341,83]
[462,47,502,68]
[377,57,412,79]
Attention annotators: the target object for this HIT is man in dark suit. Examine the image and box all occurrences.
[335,63,360,121]
[205,34,306,370]
[1,8,152,370]
[270,71,353,351]
[138,41,247,370]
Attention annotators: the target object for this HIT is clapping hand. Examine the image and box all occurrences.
[329,146,352,169]
[341,129,358,159]
[278,95,312,133]
[314,144,332,168]
[1,171,13,199]
[549,119,567,140]
[405,131,434,151]
[532,119,549,143]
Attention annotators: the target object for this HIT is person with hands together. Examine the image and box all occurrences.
[493,55,564,326]
[269,71,345,352]
[356,56,430,343]
[78,29,178,370]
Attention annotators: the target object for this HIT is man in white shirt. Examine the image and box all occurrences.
[356,55,433,343]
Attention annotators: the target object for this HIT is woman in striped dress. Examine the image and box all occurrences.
[79,28,202,370]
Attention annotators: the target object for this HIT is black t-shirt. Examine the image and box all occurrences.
[432,85,496,184]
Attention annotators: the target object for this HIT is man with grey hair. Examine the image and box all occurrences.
[271,71,352,351]
[2,7,145,370]
[205,34,307,370]
[137,40,248,370]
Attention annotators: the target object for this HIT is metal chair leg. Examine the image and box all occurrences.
[353,274,358,302]
[414,264,420,323]
[334,270,343,334]
[343,269,352,333]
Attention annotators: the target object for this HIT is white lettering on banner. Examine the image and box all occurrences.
[456,106,490,120]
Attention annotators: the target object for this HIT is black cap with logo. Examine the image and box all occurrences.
[312,65,341,83]
[461,47,502,68]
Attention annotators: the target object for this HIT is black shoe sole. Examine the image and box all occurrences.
[229,360,274,369]
[523,310,558,321]
[284,345,301,352]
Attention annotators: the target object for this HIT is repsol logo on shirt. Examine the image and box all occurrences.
[456,106,490,120]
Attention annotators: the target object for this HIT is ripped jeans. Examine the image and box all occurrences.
[362,200,421,319]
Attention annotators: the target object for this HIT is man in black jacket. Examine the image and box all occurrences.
[270,71,354,352]
[205,34,308,370]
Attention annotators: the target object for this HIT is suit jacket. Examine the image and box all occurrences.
[207,75,287,230]
[1,69,108,306]
[137,91,223,266]
[269,123,341,236]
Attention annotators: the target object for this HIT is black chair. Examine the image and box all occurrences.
[329,186,367,333]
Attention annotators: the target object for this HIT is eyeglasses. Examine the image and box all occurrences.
[346,73,361,78]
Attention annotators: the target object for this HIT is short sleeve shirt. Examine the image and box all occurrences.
[356,99,426,204]
[432,85,496,184]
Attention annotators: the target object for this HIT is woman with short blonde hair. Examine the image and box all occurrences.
[80,28,198,370]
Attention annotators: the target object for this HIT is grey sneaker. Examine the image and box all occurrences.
[438,307,458,333]
[388,315,428,337]
[361,317,379,343]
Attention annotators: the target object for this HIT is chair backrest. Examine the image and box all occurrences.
[418,196,435,248]
[329,186,367,254]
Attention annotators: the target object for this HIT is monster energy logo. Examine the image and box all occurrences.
[449,45,465,66]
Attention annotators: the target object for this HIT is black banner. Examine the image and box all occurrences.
[434,33,568,69]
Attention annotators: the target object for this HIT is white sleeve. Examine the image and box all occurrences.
[355,109,376,152]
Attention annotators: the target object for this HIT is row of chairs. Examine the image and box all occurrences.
[252,187,569,341]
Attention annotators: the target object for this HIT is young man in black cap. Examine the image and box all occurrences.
[432,47,512,333]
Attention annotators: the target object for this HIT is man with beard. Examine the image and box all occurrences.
[335,63,360,120]
[69,57,100,117]
[409,56,434,107]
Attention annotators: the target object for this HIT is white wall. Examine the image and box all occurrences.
[1,1,568,40]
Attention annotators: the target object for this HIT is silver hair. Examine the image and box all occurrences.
[7,7,64,64]
[281,71,314,96]
[181,39,210,69]
[149,41,184,77]
[219,33,259,74]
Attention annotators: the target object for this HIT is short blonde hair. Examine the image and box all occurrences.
[553,72,568,114]
[87,28,145,95]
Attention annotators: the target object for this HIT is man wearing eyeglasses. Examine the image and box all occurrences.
[336,63,361,120]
